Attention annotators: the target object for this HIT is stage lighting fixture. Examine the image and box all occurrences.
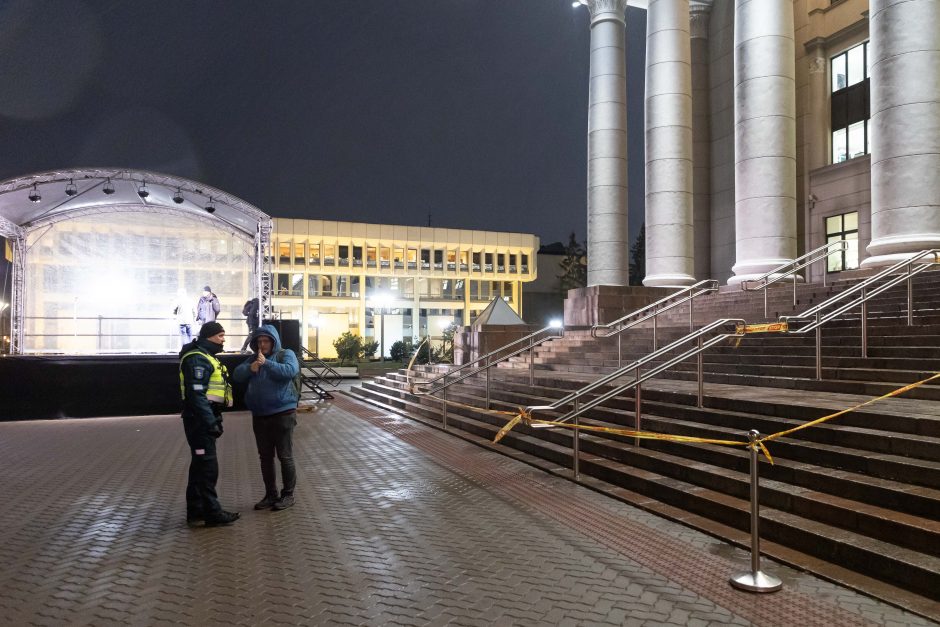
[65,179,78,196]
[137,182,149,198]
[173,188,184,204]
[27,183,41,203]
[103,178,115,195]
[205,197,216,214]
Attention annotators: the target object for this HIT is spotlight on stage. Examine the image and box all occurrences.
[28,183,41,203]
[172,187,184,204]
[205,197,216,213]
[137,182,149,198]
[103,178,115,195]
[65,179,78,197]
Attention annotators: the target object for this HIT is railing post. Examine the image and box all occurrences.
[907,262,914,326]
[97,315,103,352]
[689,297,694,333]
[792,274,797,307]
[635,366,642,445]
[730,430,782,593]
[861,286,868,359]
[763,287,768,320]
[529,335,535,386]
[442,373,448,431]
[485,356,490,410]
[697,335,704,408]
[617,332,622,369]
[572,397,580,480]
[815,312,822,381]
[653,315,658,351]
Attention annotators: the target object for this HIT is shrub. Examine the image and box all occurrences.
[389,340,411,362]
[361,340,379,359]
[333,332,363,365]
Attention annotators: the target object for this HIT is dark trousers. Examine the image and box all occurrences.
[183,415,222,517]
[240,322,259,351]
[252,411,297,497]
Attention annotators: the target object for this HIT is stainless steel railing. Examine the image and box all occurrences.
[591,279,719,367]
[526,318,744,478]
[781,249,940,379]
[411,323,565,429]
[741,240,849,318]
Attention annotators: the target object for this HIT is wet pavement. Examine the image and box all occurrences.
[0,392,935,626]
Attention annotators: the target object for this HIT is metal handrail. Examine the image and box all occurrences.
[412,323,564,397]
[591,279,719,367]
[299,346,342,386]
[780,249,940,379]
[741,240,849,318]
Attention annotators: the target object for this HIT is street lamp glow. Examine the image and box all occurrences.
[439,319,454,331]
[0,301,8,312]
[549,319,563,328]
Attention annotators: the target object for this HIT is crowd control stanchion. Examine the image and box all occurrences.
[730,430,782,593]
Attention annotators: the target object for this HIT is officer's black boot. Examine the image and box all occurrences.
[205,510,240,526]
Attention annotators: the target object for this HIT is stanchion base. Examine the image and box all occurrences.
[729,570,782,593]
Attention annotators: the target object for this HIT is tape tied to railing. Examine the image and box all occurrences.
[489,372,940,465]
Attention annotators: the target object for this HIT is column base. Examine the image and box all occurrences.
[563,285,675,327]
[642,273,696,288]
[727,258,799,287]
[863,234,940,269]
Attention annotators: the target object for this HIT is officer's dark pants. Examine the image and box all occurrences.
[252,410,297,497]
[182,415,222,517]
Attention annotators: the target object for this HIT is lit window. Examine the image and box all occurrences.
[825,212,859,272]
[831,42,870,164]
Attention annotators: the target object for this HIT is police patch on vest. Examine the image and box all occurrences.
[193,366,206,379]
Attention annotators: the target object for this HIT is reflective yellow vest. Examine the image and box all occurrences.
[180,349,233,407]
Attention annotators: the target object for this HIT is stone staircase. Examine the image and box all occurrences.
[347,269,940,618]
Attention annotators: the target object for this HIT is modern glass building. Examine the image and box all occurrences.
[270,219,539,358]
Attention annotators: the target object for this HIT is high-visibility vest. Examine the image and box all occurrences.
[180,349,233,407]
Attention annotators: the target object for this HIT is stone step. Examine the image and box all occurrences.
[347,380,940,601]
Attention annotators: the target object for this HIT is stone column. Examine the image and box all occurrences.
[863,0,940,267]
[643,0,695,287]
[728,0,797,285]
[690,2,711,281]
[584,0,630,286]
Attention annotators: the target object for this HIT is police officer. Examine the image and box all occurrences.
[179,321,239,527]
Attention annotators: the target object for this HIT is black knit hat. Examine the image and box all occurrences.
[198,321,225,340]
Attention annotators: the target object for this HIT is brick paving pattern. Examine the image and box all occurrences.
[0,394,934,626]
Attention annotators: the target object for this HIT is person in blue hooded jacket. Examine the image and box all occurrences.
[232,324,300,511]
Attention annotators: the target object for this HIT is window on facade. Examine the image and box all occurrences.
[294,243,305,266]
[336,275,349,296]
[831,42,870,163]
[407,248,417,270]
[365,247,375,268]
[394,247,405,269]
[380,247,391,268]
[420,249,431,270]
[278,242,291,266]
[338,245,349,267]
[447,250,457,271]
[309,243,320,265]
[351,276,361,297]
[521,254,529,273]
[433,249,444,270]
[472,252,481,271]
[455,279,465,299]
[308,275,320,297]
[276,273,291,295]
[352,246,363,267]
[509,254,517,273]
[291,273,304,296]
[497,254,505,272]
[323,244,335,266]
[826,212,860,272]
[484,252,493,272]
[321,275,333,296]
[459,251,468,271]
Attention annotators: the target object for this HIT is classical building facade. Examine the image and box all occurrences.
[578,0,939,286]
[270,219,538,357]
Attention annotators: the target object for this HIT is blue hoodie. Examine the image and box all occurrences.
[232,324,300,416]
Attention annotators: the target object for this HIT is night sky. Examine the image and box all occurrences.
[0,0,646,247]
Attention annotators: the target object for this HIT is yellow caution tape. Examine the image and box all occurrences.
[735,321,789,334]
[488,371,940,466]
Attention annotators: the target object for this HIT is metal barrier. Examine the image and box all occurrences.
[591,279,719,367]
[781,249,940,379]
[412,323,565,430]
[299,346,342,400]
[741,240,848,318]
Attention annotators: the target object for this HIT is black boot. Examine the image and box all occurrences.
[254,493,279,510]
[205,510,240,526]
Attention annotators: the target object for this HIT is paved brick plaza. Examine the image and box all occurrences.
[0,393,934,626]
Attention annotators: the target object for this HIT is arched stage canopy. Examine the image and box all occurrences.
[0,168,273,354]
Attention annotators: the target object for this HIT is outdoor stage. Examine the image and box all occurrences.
[0,353,252,421]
